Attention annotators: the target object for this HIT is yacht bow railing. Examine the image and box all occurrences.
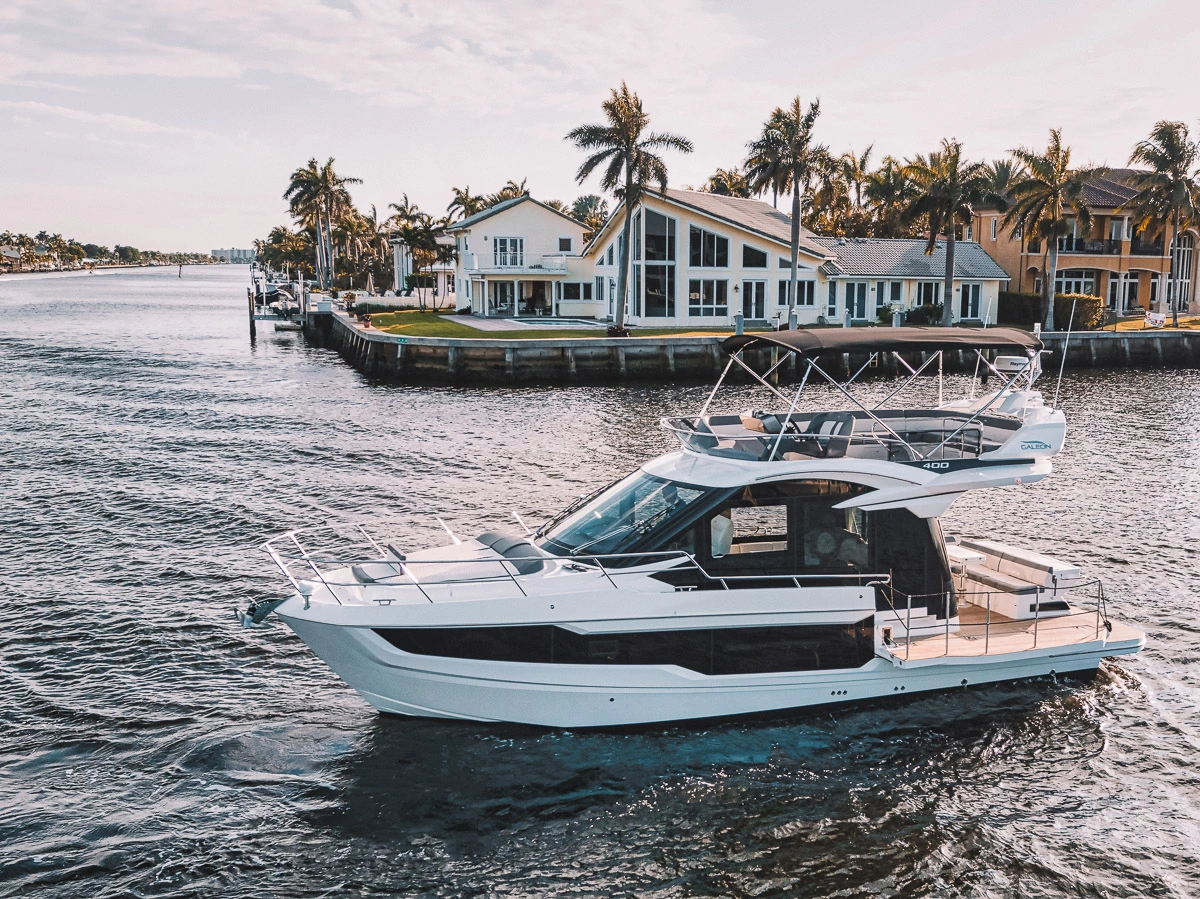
[260,525,890,607]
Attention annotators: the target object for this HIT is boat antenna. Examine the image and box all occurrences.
[511,511,534,538]
[1051,296,1077,410]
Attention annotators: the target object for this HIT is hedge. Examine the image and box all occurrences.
[997,291,1106,330]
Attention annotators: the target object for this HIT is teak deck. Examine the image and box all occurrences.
[896,602,1137,661]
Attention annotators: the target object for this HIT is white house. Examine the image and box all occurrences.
[446,196,591,317]
[811,236,1010,325]
[584,189,1010,327]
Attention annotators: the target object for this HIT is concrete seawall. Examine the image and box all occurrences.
[304,311,1200,384]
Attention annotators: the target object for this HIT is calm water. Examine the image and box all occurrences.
[1,266,1198,898]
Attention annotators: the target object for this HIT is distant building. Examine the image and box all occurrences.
[212,248,255,263]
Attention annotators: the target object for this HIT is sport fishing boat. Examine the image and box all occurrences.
[242,327,1144,727]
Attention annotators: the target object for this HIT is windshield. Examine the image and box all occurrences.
[538,472,715,558]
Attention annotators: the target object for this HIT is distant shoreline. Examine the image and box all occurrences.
[0,262,237,279]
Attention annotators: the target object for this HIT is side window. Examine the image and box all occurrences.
[706,499,792,570]
[798,502,869,570]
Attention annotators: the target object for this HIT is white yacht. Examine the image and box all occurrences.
[243,328,1144,727]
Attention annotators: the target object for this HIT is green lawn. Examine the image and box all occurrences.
[365,310,758,339]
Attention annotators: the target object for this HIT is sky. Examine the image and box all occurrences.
[2,0,1198,252]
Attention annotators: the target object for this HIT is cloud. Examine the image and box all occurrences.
[0,100,217,139]
[0,0,754,117]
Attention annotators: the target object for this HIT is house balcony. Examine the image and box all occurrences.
[1057,236,1121,254]
[1130,239,1164,256]
[459,253,569,274]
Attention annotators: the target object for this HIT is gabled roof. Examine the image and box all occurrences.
[446,195,586,232]
[813,237,1009,281]
[584,189,831,260]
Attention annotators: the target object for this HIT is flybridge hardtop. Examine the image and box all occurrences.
[242,325,1142,728]
[722,325,1043,357]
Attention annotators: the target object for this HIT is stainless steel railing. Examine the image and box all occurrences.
[261,524,891,607]
[879,577,1109,661]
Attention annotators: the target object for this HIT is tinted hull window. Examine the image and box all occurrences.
[376,621,876,675]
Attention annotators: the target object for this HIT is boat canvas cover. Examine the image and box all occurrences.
[723,327,1042,358]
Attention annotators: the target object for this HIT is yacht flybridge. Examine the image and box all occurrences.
[243,327,1143,727]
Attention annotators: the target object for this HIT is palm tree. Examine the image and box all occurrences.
[447,186,486,221]
[866,155,917,238]
[839,146,874,209]
[745,117,788,207]
[487,179,530,206]
[284,157,361,289]
[747,97,826,327]
[1002,129,1099,330]
[1125,121,1200,326]
[703,167,751,197]
[903,139,997,327]
[571,194,610,235]
[544,199,568,212]
[387,194,422,226]
[565,82,693,335]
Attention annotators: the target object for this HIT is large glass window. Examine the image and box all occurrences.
[742,245,768,268]
[644,265,675,317]
[645,210,676,262]
[915,282,941,305]
[689,226,729,267]
[779,280,816,306]
[1054,269,1096,295]
[539,472,711,558]
[633,211,642,261]
[689,279,728,316]
[561,282,594,301]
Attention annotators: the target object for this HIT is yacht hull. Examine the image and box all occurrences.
[280,613,1143,728]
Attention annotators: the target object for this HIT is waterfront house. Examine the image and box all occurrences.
[970,169,1197,314]
[584,190,1010,327]
[445,196,591,317]
[811,236,1009,325]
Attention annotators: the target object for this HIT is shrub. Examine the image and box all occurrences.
[1054,293,1105,331]
[354,300,421,314]
[906,303,944,325]
[998,291,1105,330]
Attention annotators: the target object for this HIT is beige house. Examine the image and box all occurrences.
[970,169,1197,315]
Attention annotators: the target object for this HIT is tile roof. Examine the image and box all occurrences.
[812,237,1010,280]
[1081,169,1143,208]
[661,189,829,258]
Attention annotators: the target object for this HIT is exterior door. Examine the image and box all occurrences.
[845,282,868,320]
[959,283,981,320]
[742,280,766,319]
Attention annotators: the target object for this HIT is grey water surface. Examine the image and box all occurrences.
[1,266,1197,898]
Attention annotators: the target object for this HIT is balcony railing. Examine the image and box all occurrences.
[1057,236,1120,254]
[460,252,567,272]
[1131,239,1164,256]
